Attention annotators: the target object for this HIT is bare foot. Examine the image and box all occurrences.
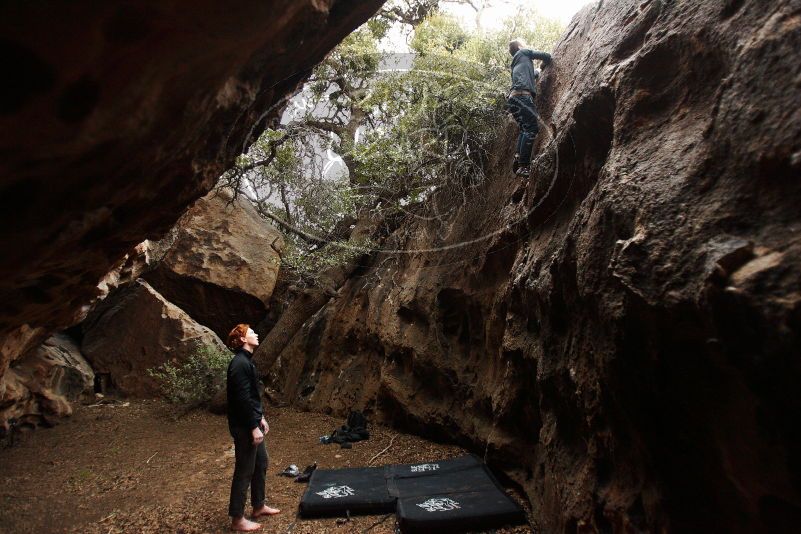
[252,505,281,518]
[230,517,262,532]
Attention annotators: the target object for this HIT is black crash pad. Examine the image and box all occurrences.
[299,455,526,532]
[392,455,525,532]
[396,488,526,534]
[386,454,483,482]
[299,466,394,517]
[388,455,495,498]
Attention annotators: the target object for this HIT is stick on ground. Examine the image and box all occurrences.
[368,435,396,466]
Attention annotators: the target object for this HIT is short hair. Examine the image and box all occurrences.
[509,38,526,52]
[227,324,250,350]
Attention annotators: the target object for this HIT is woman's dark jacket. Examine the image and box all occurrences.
[226,348,263,430]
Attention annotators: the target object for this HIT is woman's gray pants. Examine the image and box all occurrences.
[228,426,268,518]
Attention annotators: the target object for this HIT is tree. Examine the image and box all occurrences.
[219,4,564,370]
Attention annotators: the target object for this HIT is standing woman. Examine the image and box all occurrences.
[226,324,280,532]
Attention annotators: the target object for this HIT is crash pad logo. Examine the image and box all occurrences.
[410,463,440,473]
[417,497,461,512]
[316,485,356,499]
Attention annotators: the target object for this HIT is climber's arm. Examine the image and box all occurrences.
[522,49,552,67]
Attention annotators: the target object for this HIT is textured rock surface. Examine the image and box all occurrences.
[81,280,226,397]
[268,1,801,531]
[1,334,94,430]
[144,189,283,339]
[0,325,48,386]
[0,0,383,411]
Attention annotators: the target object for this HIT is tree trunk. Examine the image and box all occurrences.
[252,214,378,373]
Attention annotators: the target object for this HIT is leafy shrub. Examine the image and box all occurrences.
[147,343,230,407]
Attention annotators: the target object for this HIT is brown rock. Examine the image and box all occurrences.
[1,334,93,430]
[268,1,801,531]
[81,279,226,397]
[69,241,156,327]
[97,241,155,297]
[0,0,384,405]
[144,189,282,339]
[0,324,48,387]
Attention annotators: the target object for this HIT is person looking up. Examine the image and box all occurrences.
[225,324,280,532]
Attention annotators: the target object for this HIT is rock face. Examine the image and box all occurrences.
[268,1,801,531]
[82,280,226,397]
[0,0,384,420]
[144,189,283,339]
[1,334,94,429]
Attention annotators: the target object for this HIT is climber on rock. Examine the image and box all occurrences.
[507,38,552,178]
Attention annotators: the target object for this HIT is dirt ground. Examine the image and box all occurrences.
[0,400,533,533]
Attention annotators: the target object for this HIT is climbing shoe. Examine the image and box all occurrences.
[516,166,530,177]
[512,154,520,173]
[295,462,317,483]
[279,464,300,477]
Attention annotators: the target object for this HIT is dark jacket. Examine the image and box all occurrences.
[226,348,263,430]
[510,48,552,94]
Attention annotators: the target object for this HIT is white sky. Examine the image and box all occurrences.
[444,0,596,28]
[533,0,597,23]
[380,0,596,52]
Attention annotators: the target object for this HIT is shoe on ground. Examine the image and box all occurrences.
[279,464,299,477]
[295,462,318,483]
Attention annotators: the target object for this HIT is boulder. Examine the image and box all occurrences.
[144,189,282,339]
[0,334,93,431]
[267,0,801,531]
[0,0,384,419]
[0,324,48,390]
[81,279,226,397]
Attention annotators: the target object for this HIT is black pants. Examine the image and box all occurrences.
[228,426,268,518]
[508,94,540,167]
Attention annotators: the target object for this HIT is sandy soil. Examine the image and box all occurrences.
[0,400,532,533]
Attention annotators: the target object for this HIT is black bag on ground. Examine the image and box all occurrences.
[323,411,370,445]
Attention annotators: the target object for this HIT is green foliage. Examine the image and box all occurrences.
[504,7,564,54]
[224,4,564,287]
[282,237,376,286]
[147,343,230,408]
[309,27,379,102]
[356,12,517,194]
[411,14,468,54]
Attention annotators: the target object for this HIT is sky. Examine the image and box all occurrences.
[378,0,597,52]
[528,0,597,23]
[444,0,597,28]
[282,0,599,180]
